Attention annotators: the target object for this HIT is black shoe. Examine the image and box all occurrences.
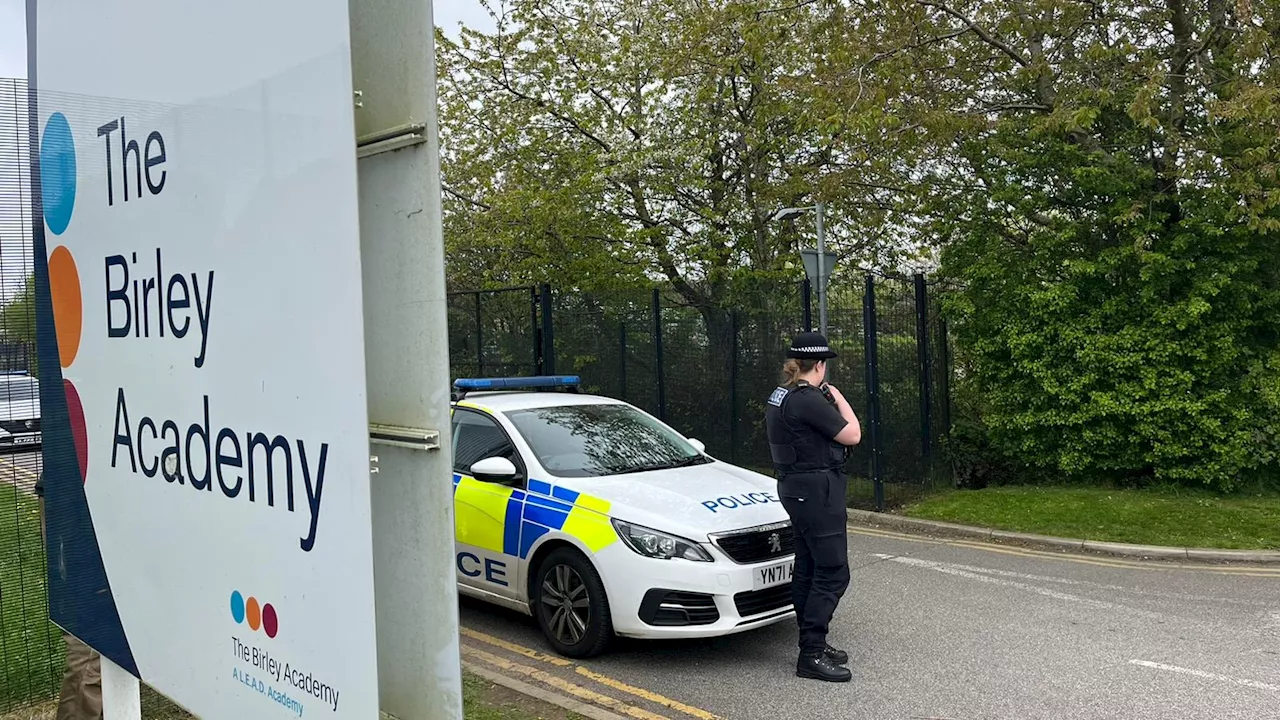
[796,653,852,683]
[824,644,849,665]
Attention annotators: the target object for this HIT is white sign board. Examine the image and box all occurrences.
[31,0,379,717]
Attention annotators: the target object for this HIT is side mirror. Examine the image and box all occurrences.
[687,438,706,454]
[471,456,519,484]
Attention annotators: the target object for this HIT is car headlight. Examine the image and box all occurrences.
[611,519,713,562]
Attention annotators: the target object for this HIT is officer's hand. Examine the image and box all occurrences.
[824,384,847,404]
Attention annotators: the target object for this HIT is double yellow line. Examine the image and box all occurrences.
[460,627,723,720]
[848,524,1280,578]
[0,456,40,485]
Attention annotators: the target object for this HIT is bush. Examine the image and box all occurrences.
[941,180,1280,492]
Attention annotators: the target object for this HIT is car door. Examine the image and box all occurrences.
[450,407,527,600]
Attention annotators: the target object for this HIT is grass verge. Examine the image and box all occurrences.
[462,672,585,720]
[902,485,1280,549]
[0,484,63,711]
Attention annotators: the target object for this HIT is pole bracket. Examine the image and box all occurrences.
[356,122,427,158]
[369,423,440,451]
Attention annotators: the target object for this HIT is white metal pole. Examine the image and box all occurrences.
[350,0,464,718]
[101,658,141,720]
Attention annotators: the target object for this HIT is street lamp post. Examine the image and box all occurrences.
[773,202,833,337]
[814,201,827,336]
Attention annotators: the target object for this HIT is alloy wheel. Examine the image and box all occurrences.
[540,564,590,645]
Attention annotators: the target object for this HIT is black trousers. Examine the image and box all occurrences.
[778,469,850,656]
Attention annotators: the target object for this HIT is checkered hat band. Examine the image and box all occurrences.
[791,345,831,353]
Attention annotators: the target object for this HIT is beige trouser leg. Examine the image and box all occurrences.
[56,633,102,720]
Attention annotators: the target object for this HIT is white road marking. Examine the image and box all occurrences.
[873,554,1168,619]
[866,553,1268,607]
[1129,660,1280,693]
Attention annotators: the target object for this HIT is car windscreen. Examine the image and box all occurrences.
[0,379,38,403]
[506,403,710,478]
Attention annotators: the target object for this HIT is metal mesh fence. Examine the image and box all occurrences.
[448,275,956,511]
[0,77,64,712]
[447,286,541,380]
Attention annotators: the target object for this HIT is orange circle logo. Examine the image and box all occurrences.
[48,246,82,368]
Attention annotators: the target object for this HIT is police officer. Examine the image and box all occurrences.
[764,332,862,682]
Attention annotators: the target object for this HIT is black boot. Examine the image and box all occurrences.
[824,644,849,665]
[796,652,852,682]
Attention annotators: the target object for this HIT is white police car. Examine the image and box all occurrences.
[450,376,795,657]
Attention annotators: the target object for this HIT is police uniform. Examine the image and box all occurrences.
[764,333,853,682]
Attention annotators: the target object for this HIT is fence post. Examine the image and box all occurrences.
[474,291,484,376]
[914,273,933,467]
[802,279,813,331]
[540,283,556,375]
[619,322,628,401]
[531,286,541,374]
[729,311,739,464]
[863,273,884,512]
[937,315,953,446]
[652,289,666,421]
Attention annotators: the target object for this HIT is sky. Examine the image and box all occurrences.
[0,0,496,80]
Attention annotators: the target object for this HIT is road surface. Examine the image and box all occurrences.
[460,525,1280,720]
[0,450,41,493]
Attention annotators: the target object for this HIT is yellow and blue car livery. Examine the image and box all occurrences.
[451,474,617,560]
[449,376,797,655]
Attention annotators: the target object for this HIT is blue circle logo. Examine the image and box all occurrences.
[40,112,77,236]
[230,590,246,624]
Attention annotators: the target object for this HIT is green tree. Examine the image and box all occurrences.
[891,0,1280,489]
[0,275,37,377]
[435,1,928,310]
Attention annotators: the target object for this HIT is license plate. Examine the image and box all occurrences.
[13,436,37,445]
[753,560,793,590]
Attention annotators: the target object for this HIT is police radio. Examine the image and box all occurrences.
[819,383,850,462]
[818,383,837,408]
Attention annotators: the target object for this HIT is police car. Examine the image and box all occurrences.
[450,376,795,657]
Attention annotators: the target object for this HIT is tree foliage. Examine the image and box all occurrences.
[1,275,37,377]
[438,0,1280,490]
[908,0,1280,489]
[436,0,929,309]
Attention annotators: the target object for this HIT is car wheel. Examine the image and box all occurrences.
[532,546,612,658]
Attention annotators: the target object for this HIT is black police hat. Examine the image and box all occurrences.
[786,331,837,360]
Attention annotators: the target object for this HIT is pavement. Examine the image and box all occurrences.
[460,524,1280,720]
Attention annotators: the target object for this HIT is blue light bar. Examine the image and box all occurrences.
[453,376,581,391]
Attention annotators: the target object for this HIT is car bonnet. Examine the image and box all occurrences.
[545,461,789,538]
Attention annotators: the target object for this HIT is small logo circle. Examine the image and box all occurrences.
[262,604,279,639]
[247,597,261,631]
[39,112,77,236]
[230,591,246,624]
